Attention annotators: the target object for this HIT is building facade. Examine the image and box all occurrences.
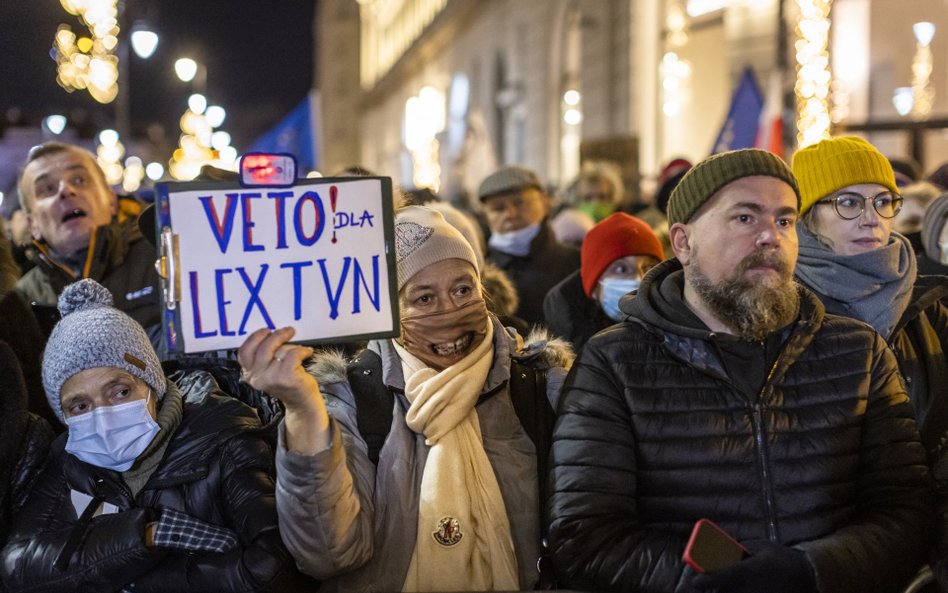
[316,0,948,202]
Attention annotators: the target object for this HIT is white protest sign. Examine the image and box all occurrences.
[154,176,398,353]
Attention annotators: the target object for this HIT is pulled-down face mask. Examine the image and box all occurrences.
[398,299,490,370]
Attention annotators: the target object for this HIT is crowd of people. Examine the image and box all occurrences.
[1,136,948,593]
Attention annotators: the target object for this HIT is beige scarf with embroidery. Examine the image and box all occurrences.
[393,322,519,592]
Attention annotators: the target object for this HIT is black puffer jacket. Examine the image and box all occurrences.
[542,269,614,353]
[1,387,313,593]
[548,259,933,593]
[0,341,53,550]
[487,220,580,327]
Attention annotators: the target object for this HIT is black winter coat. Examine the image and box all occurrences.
[487,221,580,327]
[548,259,933,593]
[0,340,53,550]
[542,269,614,353]
[883,275,948,590]
[1,388,312,593]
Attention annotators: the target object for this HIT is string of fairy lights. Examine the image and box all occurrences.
[53,0,120,104]
[794,0,833,148]
[51,0,236,183]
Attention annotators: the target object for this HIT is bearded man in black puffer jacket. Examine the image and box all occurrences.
[548,149,934,593]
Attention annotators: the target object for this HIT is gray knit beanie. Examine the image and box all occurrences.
[922,193,948,262]
[42,279,166,423]
[394,206,479,291]
[668,149,801,225]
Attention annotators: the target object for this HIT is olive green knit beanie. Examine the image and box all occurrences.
[667,149,801,225]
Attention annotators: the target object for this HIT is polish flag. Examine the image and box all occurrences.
[755,71,784,158]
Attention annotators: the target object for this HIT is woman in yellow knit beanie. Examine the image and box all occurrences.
[792,135,948,590]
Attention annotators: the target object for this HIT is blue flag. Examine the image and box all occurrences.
[248,93,318,171]
[711,68,764,154]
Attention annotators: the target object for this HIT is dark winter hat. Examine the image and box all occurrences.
[42,279,166,423]
[668,149,800,225]
[478,166,543,202]
[888,157,921,187]
[929,163,948,191]
[655,158,693,215]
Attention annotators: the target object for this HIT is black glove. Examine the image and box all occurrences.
[689,539,817,593]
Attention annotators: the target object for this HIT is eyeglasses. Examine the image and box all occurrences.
[816,190,903,220]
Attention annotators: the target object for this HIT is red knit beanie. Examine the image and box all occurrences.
[581,213,664,296]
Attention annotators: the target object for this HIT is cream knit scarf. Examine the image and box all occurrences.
[393,322,519,592]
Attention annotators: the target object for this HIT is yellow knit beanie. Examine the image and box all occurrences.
[791,136,898,215]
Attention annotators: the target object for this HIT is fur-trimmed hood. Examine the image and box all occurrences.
[481,263,519,319]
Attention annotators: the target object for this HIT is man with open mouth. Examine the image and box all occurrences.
[14,141,161,342]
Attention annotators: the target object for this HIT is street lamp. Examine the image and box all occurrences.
[43,115,68,136]
[130,22,159,59]
[175,58,199,83]
[893,87,915,117]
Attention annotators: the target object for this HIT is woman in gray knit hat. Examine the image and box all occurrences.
[239,205,573,592]
[1,279,314,592]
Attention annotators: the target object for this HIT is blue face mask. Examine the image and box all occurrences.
[598,278,641,322]
[488,222,541,257]
[65,393,159,472]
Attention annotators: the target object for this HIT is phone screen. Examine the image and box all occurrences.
[682,519,749,573]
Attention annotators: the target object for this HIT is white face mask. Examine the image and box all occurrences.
[488,222,542,257]
[65,392,159,472]
[598,278,641,322]
[941,243,948,266]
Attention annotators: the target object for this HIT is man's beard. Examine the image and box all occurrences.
[688,249,800,342]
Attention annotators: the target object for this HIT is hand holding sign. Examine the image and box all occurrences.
[237,326,330,455]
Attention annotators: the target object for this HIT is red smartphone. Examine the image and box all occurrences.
[682,519,750,573]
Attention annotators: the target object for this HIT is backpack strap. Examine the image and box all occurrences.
[347,350,393,465]
[509,358,558,589]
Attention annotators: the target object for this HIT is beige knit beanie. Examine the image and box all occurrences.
[394,206,480,290]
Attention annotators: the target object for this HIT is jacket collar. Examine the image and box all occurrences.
[28,216,139,284]
[622,257,825,380]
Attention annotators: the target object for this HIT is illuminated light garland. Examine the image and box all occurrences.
[96,129,124,186]
[667,1,690,48]
[169,107,237,181]
[911,23,935,119]
[403,86,445,191]
[794,0,833,148]
[662,52,692,118]
[53,0,119,104]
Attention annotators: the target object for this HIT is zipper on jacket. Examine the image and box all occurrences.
[753,353,784,542]
[751,404,778,541]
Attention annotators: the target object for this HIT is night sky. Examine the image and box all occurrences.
[1,0,317,151]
